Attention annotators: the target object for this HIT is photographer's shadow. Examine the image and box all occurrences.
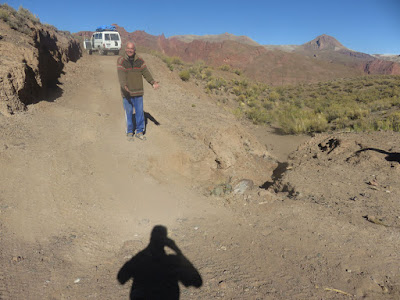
[117,225,202,300]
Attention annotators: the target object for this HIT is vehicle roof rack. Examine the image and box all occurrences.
[96,25,117,32]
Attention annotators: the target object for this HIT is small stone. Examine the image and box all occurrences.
[74,278,80,284]
[367,180,379,186]
[12,256,24,262]
[218,281,227,289]
[258,189,270,197]
[381,285,389,293]
[233,179,254,195]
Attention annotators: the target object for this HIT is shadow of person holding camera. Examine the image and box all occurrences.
[117,225,203,299]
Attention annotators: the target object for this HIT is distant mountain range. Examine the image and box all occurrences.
[171,32,260,47]
[75,25,400,85]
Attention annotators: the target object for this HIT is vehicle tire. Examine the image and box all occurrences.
[103,51,108,56]
[114,50,119,55]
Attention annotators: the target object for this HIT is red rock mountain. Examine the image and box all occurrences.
[75,26,400,85]
[302,34,345,51]
[170,32,260,47]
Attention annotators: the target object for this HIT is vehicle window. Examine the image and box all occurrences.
[110,34,120,41]
[98,33,102,39]
[105,34,110,41]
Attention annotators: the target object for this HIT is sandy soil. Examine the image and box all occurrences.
[0,53,399,299]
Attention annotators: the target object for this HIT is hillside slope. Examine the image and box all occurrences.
[0,50,400,299]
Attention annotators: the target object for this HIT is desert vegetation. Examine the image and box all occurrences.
[0,4,70,36]
[154,52,400,134]
[272,76,400,133]
[0,4,40,34]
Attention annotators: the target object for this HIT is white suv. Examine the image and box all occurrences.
[83,26,122,55]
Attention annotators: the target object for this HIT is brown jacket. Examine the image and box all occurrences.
[117,54,155,97]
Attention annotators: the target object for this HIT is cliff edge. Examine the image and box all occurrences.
[0,5,81,115]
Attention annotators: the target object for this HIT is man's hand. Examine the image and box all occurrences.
[165,238,181,254]
[124,85,130,92]
[152,82,160,90]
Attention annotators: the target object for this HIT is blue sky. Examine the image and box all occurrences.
[2,0,400,54]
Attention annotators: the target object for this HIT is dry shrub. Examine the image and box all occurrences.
[179,70,190,81]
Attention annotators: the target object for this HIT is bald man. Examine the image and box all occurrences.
[117,42,159,141]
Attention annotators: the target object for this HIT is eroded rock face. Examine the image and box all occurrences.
[0,20,81,115]
[364,59,400,75]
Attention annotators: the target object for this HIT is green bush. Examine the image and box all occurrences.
[219,65,230,71]
[245,107,272,124]
[204,68,212,78]
[160,55,185,71]
[277,107,329,134]
[374,112,400,131]
[171,56,183,65]
[0,4,39,35]
[18,6,40,24]
[0,8,9,21]
[179,70,190,81]
[0,3,16,15]
[206,77,227,90]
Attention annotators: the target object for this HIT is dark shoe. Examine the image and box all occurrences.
[135,132,147,141]
[126,132,134,142]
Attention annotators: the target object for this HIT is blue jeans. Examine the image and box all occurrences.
[123,96,145,134]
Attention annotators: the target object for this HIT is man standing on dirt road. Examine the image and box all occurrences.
[117,41,159,141]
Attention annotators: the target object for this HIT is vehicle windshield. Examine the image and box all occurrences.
[105,33,120,41]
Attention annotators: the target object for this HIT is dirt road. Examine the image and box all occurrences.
[1,54,399,299]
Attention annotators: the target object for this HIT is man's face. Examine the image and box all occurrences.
[126,44,135,57]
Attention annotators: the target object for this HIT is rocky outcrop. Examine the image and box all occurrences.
[337,48,375,60]
[0,18,81,115]
[364,59,400,75]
